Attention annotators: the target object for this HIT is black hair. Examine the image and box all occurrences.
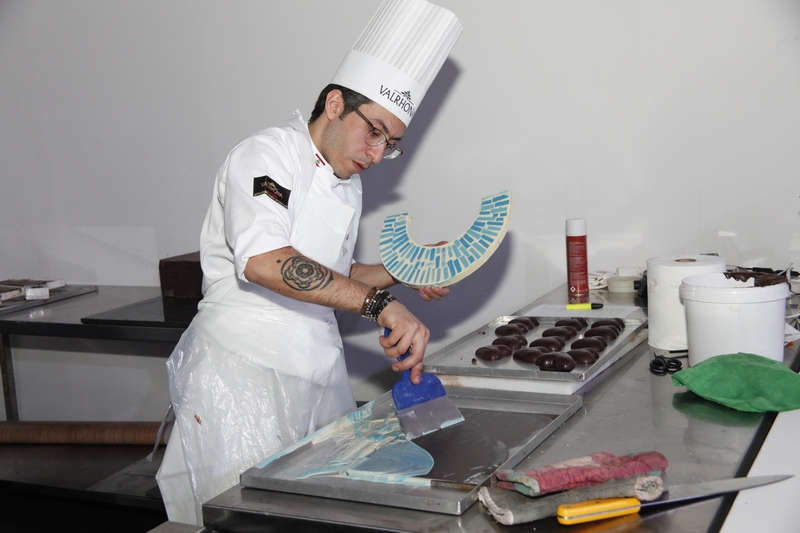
[308,84,372,123]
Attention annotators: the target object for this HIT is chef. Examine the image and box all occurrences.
[155,0,462,525]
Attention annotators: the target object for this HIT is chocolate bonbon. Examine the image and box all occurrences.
[509,317,538,330]
[475,345,512,361]
[513,347,544,363]
[571,337,607,351]
[530,337,565,351]
[591,319,623,332]
[542,327,576,341]
[566,348,598,364]
[584,326,618,341]
[555,319,585,330]
[535,352,576,372]
[495,324,526,337]
[492,336,525,351]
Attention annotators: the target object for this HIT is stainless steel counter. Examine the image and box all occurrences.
[0,285,186,342]
[201,286,799,532]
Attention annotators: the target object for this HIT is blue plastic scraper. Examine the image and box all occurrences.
[385,328,465,440]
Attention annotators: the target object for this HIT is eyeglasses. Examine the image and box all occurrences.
[353,108,403,160]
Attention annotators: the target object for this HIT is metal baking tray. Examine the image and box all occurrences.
[423,316,647,386]
[0,285,97,317]
[240,386,581,515]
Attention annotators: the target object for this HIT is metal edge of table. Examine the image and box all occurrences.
[0,478,166,512]
[0,321,185,343]
[0,285,187,343]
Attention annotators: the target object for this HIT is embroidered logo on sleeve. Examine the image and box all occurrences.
[253,176,291,208]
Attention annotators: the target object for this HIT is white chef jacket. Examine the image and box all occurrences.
[201,113,361,308]
[156,112,361,525]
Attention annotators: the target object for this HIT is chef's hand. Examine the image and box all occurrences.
[377,301,430,385]
[415,241,450,302]
[417,286,449,301]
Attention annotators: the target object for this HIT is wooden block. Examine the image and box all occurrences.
[159,251,202,298]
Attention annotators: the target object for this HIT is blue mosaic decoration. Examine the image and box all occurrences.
[379,191,513,289]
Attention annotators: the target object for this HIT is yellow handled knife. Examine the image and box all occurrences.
[557,474,792,525]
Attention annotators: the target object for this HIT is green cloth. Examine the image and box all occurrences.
[672,352,800,412]
[671,391,761,425]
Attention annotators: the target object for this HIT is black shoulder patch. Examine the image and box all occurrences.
[253,176,291,208]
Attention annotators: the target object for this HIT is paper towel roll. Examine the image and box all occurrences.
[646,255,726,351]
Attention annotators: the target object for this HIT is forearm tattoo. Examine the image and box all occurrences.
[281,255,334,291]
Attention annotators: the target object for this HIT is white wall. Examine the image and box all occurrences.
[1,0,799,411]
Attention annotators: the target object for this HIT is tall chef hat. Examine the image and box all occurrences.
[331,0,462,127]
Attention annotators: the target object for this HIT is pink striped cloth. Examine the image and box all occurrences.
[495,451,668,497]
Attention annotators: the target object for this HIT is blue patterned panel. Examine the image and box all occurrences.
[379,191,513,288]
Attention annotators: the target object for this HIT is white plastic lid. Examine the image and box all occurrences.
[566,218,586,236]
[680,272,790,304]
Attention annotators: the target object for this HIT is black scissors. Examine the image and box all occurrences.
[649,354,682,375]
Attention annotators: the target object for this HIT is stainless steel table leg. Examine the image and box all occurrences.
[0,333,19,421]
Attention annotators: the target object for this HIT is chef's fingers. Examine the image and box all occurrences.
[377,320,406,352]
[407,360,424,384]
[388,341,425,384]
[417,286,449,301]
[379,323,428,365]
[378,331,424,384]
[377,303,430,384]
[396,329,428,384]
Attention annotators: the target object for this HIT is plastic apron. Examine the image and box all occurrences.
[156,115,359,525]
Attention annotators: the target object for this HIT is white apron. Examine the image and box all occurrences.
[156,115,359,525]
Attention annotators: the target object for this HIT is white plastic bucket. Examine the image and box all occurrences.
[679,272,789,366]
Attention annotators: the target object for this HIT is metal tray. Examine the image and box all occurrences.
[423,316,647,388]
[240,386,581,515]
[0,285,97,317]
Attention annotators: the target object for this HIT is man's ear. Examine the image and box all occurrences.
[325,89,345,120]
